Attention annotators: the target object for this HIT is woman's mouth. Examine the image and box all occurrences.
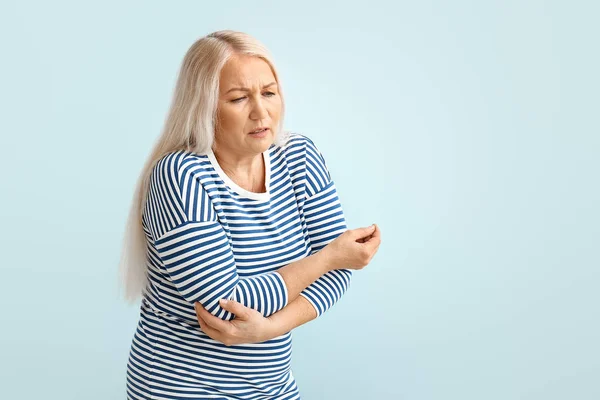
[249,128,269,138]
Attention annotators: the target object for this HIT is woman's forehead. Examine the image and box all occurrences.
[220,56,276,90]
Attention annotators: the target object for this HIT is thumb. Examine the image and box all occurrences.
[350,224,376,240]
[219,298,250,319]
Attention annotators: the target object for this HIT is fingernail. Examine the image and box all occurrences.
[220,299,228,305]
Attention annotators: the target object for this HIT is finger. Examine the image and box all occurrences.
[194,302,204,321]
[361,234,374,243]
[194,302,232,333]
[195,309,212,333]
[367,235,381,251]
[370,239,382,258]
[219,299,251,320]
[194,303,214,331]
[357,224,380,245]
[369,224,380,238]
[373,242,381,256]
[365,225,381,246]
[196,313,208,330]
[198,316,224,341]
[351,224,376,241]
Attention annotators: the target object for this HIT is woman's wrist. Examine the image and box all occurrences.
[313,246,337,273]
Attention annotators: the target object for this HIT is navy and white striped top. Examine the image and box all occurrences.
[126,133,352,399]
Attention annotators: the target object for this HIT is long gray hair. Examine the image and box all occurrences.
[118,30,288,303]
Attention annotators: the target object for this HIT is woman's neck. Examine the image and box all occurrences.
[213,148,266,193]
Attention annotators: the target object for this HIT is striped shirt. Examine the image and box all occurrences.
[126,133,352,399]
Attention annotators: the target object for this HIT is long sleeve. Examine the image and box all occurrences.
[144,151,289,320]
[299,137,353,317]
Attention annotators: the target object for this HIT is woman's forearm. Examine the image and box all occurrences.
[275,249,335,305]
[267,295,317,337]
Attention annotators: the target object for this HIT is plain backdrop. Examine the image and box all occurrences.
[1,1,598,399]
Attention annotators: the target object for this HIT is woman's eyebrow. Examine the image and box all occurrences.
[226,82,277,94]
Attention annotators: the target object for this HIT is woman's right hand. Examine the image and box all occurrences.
[322,224,381,270]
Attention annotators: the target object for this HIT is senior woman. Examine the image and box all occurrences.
[119,30,381,399]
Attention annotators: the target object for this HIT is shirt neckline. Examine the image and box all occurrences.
[207,148,271,201]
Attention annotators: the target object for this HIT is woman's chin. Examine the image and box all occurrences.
[246,132,273,150]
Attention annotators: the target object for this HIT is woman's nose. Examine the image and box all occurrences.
[250,98,268,120]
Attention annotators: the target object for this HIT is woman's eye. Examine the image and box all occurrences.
[231,92,275,103]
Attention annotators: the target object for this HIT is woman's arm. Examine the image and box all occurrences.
[267,295,317,335]
[269,223,381,336]
[194,224,381,346]
[296,136,354,317]
[194,295,316,346]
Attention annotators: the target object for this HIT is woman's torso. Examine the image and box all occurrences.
[127,134,313,400]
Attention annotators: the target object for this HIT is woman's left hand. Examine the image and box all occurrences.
[194,299,277,346]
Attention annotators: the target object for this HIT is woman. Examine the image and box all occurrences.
[119,30,381,399]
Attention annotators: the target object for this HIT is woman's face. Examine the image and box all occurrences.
[215,55,282,156]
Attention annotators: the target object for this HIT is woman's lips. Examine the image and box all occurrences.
[249,128,269,138]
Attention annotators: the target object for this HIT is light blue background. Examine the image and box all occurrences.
[1,1,598,399]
